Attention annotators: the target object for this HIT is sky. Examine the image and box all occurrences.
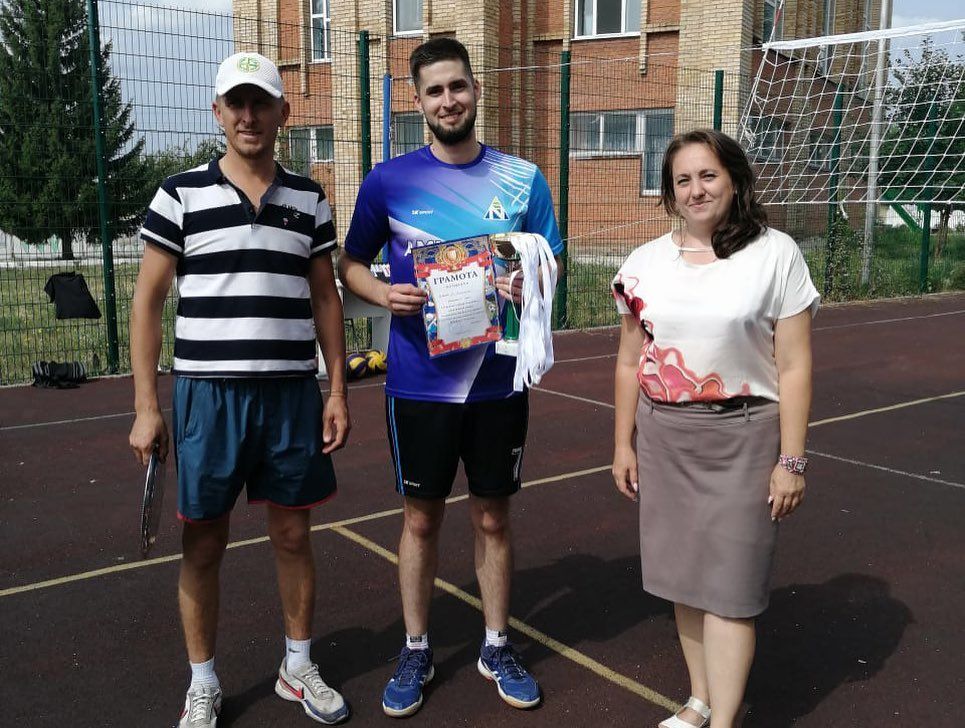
[891,0,962,28]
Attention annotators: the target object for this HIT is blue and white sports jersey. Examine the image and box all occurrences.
[344,144,563,403]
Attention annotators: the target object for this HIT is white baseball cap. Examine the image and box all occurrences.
[215,52,284,98]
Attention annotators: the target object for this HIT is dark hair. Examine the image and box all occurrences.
[659,129,767,259]
[409,37,474,89]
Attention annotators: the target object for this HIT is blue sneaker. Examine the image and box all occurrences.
[382,647,435,717]
[477,643,541,709]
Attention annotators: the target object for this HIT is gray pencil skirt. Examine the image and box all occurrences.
[635,394,781,618]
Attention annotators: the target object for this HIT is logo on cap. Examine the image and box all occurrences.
[237,56,260,73]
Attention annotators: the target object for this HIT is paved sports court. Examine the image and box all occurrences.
[1,292,963,726]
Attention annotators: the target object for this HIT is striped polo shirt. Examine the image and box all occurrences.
[140,158,337,377]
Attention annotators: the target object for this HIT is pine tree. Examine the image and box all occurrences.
[0,0,144,260]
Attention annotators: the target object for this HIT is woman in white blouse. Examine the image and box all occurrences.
[611,129,819,728]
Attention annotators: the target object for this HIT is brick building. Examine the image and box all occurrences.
[231,0,886,248]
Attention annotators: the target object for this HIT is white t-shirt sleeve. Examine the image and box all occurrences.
[777,236,821,320]
[611,246,645,317]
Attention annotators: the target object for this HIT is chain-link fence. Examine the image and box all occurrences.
[1,0,960,385]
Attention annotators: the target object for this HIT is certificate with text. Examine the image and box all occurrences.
[412,236,501,358]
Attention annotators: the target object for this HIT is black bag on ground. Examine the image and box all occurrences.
[43,272,101,319]
[31,361,87,389]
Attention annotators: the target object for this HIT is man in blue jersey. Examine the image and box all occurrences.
[129,52,350,727]
[339,37,563,718]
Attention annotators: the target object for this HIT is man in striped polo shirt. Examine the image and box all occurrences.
[129,52,350,727]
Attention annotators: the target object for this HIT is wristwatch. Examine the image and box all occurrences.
[778,454,808,474]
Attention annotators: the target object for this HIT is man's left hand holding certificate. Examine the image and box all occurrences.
[412,236,502,358]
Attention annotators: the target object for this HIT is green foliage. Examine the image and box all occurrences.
[823,215,863,301]
[0,0,144,259]
[139,137,225,201]
[878,38,965,221]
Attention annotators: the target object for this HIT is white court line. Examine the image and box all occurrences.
[0,465,610,599]
[554,353,616,364]
[4,306,958,431]
[0,410,145,432]
[806,449,964,489]
[333,525,680,713]
[0,382,385,432]
[812,309,965,331]
[533,388,965,430]
[533,386,615,408]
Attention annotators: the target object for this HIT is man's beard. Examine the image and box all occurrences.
[426,106,477,146]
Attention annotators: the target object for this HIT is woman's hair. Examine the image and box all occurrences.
[659,129,767,259]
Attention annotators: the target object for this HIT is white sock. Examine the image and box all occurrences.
[285,636,312,671]
[485,627,508,647]
[189,657,220,690]
[406,633,429,651]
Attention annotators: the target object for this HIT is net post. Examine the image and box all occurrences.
[554,49,571,330]
[861,0,892,287]
[824,85,843,298]
[919,100,937,293]
[86,0,119,373]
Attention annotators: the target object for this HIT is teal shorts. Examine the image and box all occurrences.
[172,377,337,522]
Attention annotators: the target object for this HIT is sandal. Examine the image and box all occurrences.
[658,696,711,728]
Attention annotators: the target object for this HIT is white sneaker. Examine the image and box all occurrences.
[276,659,349,724]
[178,684,222,728]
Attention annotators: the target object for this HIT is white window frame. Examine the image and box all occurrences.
[570,110,644,159]
[807,132,832,171]
[862,0,873,32]
[568,108,672,193]
[763,0,783,43]
[573,0,641,40]
[822,0,836,36]
[289,126,334,172]
[310,0,331,63]
[391,112,425,157]
[393,0,423,36]
[816,0,836,74]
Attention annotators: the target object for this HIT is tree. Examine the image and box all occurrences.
[878,37,965,256]
[0,0,144,260]
[138,136,226,207]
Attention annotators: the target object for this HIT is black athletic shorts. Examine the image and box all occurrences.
[384,393,528,499]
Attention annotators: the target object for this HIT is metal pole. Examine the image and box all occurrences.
[861,0,892,286]
[382,72,391,161]
[358,31,371,179]
[919,100,937,293]
[555,50,571,330]
[86,0,118,373]
[919,205,932,293]
[713,70,724,131]
[824,86,843,298]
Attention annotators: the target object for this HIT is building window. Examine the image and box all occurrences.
[747,115,783,163]
[808,132,832,171]
[311,0,331,62]
[763,0,783,43]
[822,0,836,36]
[574,0,641,38]
[392,112,424,157]
[569,108,672,191]
[289,126,334,174]
[394,0,423,35]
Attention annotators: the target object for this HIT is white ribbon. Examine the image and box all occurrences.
[500,233,558,392]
